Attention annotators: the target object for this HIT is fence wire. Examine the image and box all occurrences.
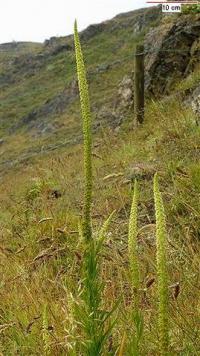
[0,47,196,64]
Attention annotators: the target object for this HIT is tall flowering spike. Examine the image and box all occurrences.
[74,20,92,242]
[153,173,169,355]
[128,179,140,308]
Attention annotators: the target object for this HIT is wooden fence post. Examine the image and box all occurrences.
[134,44,144,124]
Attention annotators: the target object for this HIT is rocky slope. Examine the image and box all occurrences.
[145,13,200,95]
[0,6,199,173]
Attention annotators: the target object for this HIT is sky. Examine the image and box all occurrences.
[0,0,153,44]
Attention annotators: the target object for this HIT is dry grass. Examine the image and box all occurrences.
[0,99,200,354]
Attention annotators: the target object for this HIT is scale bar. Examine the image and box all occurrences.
[146,1,199,3]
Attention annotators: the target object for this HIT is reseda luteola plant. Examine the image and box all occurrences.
[154,173,169,355]
[74,20,92,243]
[128,180,140,309]
[128,180,144,354]
[74,21,116,355]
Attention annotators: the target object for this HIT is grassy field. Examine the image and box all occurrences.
[0,93,200,354]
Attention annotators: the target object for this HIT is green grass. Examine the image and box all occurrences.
[0,83,199,355]
[175,64,200,92]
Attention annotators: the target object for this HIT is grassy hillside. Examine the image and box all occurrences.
[0,6,161,172]
[1,96,200,355]
[0,6,200,355]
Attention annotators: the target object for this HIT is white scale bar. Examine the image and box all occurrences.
[162,3,182,12]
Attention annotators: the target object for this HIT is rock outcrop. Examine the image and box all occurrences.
[188,85,200,125]
[96,75,134,129]
[98,12,200,128]
[116,75,134,111]
[144,14,200,96]
[191,86,200,114]
[80,23,108,42]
